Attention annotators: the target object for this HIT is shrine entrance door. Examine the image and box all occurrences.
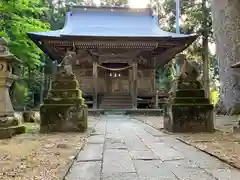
[103,63,130,95]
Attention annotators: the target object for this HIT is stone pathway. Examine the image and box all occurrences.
[65,115,240,180]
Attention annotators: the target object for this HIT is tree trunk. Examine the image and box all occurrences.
[211,0,240,114]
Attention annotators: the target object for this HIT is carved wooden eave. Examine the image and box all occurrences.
[47,40,159,49]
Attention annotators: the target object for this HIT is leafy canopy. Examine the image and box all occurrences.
[0,0,50,67]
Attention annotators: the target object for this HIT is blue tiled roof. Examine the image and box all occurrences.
[28,6,196,38]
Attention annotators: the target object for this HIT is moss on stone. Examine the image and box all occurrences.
[176,89,205,98]
[0,125,26,139]
[52,80,79,90]
[172,97,210,104]
[164,80,214,133]
[40,71,88,133]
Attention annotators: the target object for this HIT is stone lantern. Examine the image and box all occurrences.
[0,37,25,139]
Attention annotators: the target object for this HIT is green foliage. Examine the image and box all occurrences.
[101,0,128,6]
[156,62,176,90]
[0,0,50,67]
[12,82,29,107]
[151,0,219,90]
[210,87,219,106]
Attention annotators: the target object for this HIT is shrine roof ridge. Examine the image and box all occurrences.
[70,5,153,15]
[28,5,197,39]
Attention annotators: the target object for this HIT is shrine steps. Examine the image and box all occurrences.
[100,94,132,109]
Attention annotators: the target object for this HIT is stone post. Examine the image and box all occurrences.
[0,37,25,139]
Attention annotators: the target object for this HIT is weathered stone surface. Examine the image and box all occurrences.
[188,152,230,169]
[122,133,149,151]
[102,149,136,174]
[105,141,126,149]
[148,143,184,161]
[205,168,240,180]
[162,159,198,168]
[65,115,240,180]
[77,144,103,162]
[165,84,214,132]
[0,38,25,139]
[102,172,139,180]
[0,125,25,139]
[129,150,159,160]
[40,70,88,133]
[164,104,214,132]
[87,134,105,144]
[65,161,101,180]
[134,160,177,179]
[40,104,88,132]
[172,167,216,180]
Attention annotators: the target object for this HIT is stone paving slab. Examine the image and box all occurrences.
[148,142,185,161]
[102,172,139,180]
[65,115,240,180]
[92,122,106,135]
[142,126,166,137]
[105,141,126,149]
[122,133,150,151]
[161,159,198,168]
[172,167,216,180]
[134,160,176,179]
[86,134,105,144]
[65,161,101,180]
[77,144,104,162]
[102,149,136,174]
[138,176,178,180]
[205,168,240,180]
[105,133,124,143]
[129,150,159,160]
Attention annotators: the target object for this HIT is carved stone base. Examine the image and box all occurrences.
[0,116,26,139]
[40,104,88,133]
[0,126,26,139]
[40,72,88,133]
[164,104,214,133]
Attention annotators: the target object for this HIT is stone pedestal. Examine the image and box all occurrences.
[40,70,88,133]
[164,88,214,133]
[0,38,25,139]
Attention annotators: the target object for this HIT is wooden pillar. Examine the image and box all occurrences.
[155,90,159,109]
[93,59,98,109]
[132,60,138,109]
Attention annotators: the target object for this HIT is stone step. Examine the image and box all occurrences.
[100,95,132,109]
[103,96,132,100]
[100,104,132,108]
[101,99,132,103]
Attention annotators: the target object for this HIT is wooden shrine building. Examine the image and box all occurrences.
[28,6,197,109]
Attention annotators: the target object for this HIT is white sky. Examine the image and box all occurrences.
[128,0,149,8]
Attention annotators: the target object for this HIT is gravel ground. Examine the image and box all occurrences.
[0,116,98,180]
[135,115,240,169]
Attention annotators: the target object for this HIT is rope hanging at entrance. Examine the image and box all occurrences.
[97,64,133,71]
